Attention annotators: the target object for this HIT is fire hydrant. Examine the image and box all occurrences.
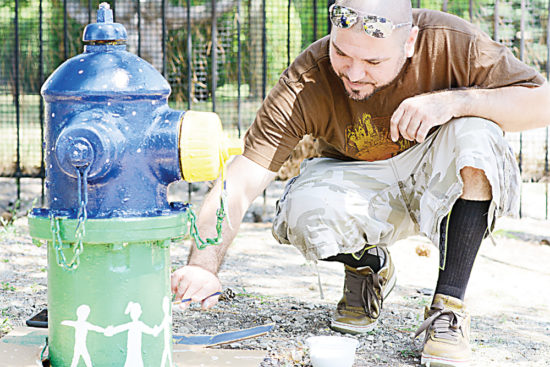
[27,3,240,366]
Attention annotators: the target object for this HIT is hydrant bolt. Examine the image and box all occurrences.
[68,138,94,168]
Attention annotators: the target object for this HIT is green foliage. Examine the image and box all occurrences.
[0,316,12,335]
[2,0,548,130]
[416,0,550,76]
[399,348,417,358]
[1,282,16,291]
[167,0,306,104]
[0,199,20,230]
[264,0,303,89]
[0,0,84,95]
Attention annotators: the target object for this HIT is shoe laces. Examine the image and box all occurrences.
[346,270,384,319]
[414,301,464,341]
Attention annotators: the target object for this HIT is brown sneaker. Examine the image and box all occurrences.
[330,247,396,334]
[415,294,472,367]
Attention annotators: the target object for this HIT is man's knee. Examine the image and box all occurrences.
[448,117,503,138]
[442,117,500,201]
[460,166,492,200]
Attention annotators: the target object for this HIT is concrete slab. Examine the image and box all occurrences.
[0,327,267,367]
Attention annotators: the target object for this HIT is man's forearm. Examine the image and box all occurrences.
[186,155,277,274]
[187,179,244,274]
[450,83,550,131]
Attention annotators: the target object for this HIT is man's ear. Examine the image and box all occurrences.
[405,26,419,58]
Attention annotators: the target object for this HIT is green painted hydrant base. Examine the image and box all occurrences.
[28,214,187,367]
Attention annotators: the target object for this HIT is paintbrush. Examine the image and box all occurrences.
[172,291,222,305]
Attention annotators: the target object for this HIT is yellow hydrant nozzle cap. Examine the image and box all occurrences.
[226,142,244,157]
[179,111,242,183]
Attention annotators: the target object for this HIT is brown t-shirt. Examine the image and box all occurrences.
[243,9,545,172]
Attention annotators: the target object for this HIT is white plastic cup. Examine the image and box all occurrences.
[306,335,359,367]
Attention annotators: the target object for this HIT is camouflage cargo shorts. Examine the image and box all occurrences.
[272,117,521,265]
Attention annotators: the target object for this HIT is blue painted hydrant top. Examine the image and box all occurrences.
[43,3,169,101]
[39,2,184,219]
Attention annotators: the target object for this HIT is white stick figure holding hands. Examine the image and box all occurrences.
[158,297,173,367]
[104,302,161,367]
[61,304,105,367]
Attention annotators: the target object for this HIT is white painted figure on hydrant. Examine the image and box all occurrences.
[105,301,161,367]
[61,304,105,367]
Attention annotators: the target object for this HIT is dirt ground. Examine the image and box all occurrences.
[0,178,550,366]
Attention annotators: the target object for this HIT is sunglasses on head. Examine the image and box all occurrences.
[329,4,412,38]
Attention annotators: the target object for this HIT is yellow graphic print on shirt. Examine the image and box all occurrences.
[345,113,415,161]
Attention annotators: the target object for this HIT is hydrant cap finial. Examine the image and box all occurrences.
[82,2,127,42]
[97,2,113,23]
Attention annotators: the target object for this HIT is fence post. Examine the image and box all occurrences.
[40,0,45,203]
[212,0,217,112]
[14,0,21,199]
[262,0,267,101]
[313,0,318,39]
[518,0,525,217]
[237,0,242,138]
[63,0,68,59]
[187,0,193,202]
[493,0,499,41]
[287,0,291,67]
[546,0,550,219]
[137,0,142,57]
[162,0,167,77]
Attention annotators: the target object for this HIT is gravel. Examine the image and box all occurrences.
[1,179,550,366]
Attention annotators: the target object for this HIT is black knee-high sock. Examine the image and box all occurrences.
[322,246,385,272]
[435,198,491,300]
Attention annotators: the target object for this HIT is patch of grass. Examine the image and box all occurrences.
[1,259,8,263]
[236,288,273,304]
[0,199,22,237]
[416,297,430,308]
[1,282,16,291]
[30,283,42,293]
[492,229,520,239]
[399,348,417,358]
[0,198,39,240]
[0,316,12,335]
[0,308,12,334]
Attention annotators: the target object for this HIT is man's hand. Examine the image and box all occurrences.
[171,265,222,310]
[171,156,276,311]
[390,91,461,143]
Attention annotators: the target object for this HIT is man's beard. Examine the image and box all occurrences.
[339,54,407,102]
[342,79,382,101]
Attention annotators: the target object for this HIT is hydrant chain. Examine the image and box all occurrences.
[49,214,81,271]
[188,192,226,250]
[47,165,91,271]
[75,165,90,237]
[73,165,91,270]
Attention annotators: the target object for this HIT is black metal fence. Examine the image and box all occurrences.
[1,0,549,218]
